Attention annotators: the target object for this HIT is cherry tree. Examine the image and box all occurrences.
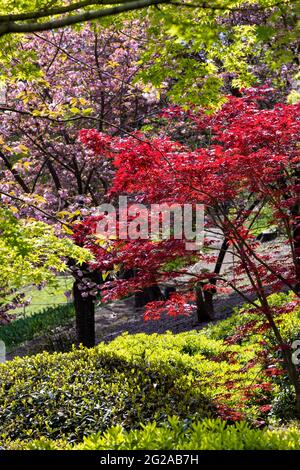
[0,23,163,345]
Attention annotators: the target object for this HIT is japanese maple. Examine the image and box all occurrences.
[78,87,300,413]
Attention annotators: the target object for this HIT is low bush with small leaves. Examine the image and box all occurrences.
[0,303,74,351]
[6,418,300,450]
[0,346,213,444]
[1,292,300,448]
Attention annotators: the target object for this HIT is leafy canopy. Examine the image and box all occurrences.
[0,1,298,106]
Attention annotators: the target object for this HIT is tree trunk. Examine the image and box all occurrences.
[194,238,229,323]
[195,283,214,322]
[135,284,164,309]
[120,267,164,309]
[73,279,95,347]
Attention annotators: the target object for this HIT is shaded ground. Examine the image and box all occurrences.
[6,288,248,360]
[94,290,244,341]
[6,237,290,360]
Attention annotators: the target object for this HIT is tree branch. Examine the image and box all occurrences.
[0,1,128,23]
[0,0,295,36]
[0,150,31,193]
[0,0,168,36]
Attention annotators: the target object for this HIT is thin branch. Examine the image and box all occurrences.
[0,150,31,193]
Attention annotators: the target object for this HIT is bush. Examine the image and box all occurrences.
[205,291,299,343]
[1,291,300,446]
[6,418,300,450]
[0,304,74,351]
[0,346,213,443]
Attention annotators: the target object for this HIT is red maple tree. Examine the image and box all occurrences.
[77,87,300,413]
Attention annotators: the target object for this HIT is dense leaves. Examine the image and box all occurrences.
[0,2,298,106]
[0,346,212,442]
[0,207,90,322]
[8,418,300,450]
[1,292,300,445]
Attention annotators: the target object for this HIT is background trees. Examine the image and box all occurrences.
[0,23,165,345]
[0,1,299,347]
[0,1,298,107]
[0,23,156,215]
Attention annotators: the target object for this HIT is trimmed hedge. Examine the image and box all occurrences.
[6,418,300,450]
[0,347,212,443]
[0,326,266,444]
[0,304,74,351]
[1,292,300,447]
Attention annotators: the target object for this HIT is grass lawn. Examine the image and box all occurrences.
[11,275,73,317]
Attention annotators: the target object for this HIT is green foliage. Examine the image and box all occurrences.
[0,346,213,443]
[205,291,299,342]
[76,418,300,450]
[0,207,91,307]
[270,385,297,421]
[1,292,299,446]
[6,418,300,450]
[137,1,300,108]
[0,2,298,108]
[0,303,75,351]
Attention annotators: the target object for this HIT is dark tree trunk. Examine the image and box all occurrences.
[135,284,164,309]
[194,237,229,323]
[120,267,164,309]
[195,282,214,322]
[71,266,103,348]
[73,279,95,348]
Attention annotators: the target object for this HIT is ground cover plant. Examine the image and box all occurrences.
[0,303,74,351]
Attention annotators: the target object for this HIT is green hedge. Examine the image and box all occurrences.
[0,326,265,444]
[6,418,300,450]
[1,292,300,447]
[0,304,74,351]
[0,347,212,443]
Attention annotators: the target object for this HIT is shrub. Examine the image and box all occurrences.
[0,347,213,443]
[1,292,300,446]
[6,418,300,450]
